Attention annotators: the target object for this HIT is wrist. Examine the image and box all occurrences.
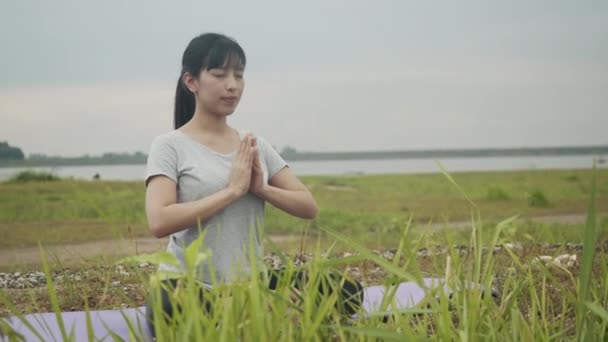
[253,184,270,200]
[226,185,244,200]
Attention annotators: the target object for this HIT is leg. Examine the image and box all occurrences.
[266,268,364,316]
[318,271,364,316]
[144,278,211,338]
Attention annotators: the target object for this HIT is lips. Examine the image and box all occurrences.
[221,96,238,102]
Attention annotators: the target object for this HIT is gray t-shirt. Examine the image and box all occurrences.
[144,129,288,286]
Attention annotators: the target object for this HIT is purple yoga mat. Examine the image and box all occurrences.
[2,307,152,342]
[2,278,487,341]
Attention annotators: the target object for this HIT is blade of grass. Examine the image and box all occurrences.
[576,164,597,340]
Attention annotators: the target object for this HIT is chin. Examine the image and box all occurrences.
[214,109,236,117]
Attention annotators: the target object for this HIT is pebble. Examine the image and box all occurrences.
[533,254,578,269]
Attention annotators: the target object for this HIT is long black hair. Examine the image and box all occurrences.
[174,33,246,129]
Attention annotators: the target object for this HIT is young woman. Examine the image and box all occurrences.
[144,32,362,336]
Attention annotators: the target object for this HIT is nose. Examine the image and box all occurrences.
[225,74,238,91]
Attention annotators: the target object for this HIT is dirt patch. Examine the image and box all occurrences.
[324,185,357,192]
[0,235,308,268]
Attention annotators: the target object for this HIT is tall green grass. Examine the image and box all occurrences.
[1,167,607,340]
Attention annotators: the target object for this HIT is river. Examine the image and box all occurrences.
[0,155,605,182]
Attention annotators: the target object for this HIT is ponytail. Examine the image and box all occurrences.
[174,75,195,129]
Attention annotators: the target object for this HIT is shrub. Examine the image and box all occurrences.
[7,170,61,183]
[527,189,550,208]
[485,185,510,201]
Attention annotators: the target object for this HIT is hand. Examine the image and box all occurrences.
[249,141,266,197]
[228,134,256,197]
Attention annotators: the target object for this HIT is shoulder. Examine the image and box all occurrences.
[149,130,180,148]
[147,131,183,159]
[253,134,279,155]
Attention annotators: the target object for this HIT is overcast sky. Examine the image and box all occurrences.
[1,0,607,157]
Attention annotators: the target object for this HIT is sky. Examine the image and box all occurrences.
[1,0,607,157]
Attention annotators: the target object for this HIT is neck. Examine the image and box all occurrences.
[190,105,229,135]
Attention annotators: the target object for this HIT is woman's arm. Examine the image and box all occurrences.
[145,176,242,238]
[251,158,318,219]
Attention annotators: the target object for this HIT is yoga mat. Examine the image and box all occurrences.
[2,277,495,341]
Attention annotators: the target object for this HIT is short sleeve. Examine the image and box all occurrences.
[258,136,288,179]
[145,134,178,186]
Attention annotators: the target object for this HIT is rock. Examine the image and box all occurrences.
[554,254,577,268]
[380,250,395,261]
[9,279,23,289]
[533,254,578,269]
[24,278,38,287]
[417,247,428,257]
[503,243,522,251]
[566,243,583,251]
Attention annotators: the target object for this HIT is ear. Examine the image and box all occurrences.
[182,72,199,93]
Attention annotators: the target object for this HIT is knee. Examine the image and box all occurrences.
[319,272,364,316]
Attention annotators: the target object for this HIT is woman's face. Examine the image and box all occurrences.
[187,65,245,116]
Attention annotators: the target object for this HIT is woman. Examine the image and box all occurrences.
[144,32,362,336]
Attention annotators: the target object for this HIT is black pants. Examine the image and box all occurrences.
[144,269,364,338]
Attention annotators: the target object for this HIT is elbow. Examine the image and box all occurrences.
[148,217,170,239]
[151,227,168,239]
[303,202,319,220]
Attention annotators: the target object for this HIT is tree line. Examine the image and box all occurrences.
[0,141,147,167]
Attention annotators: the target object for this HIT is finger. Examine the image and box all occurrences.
[243,136,252,159]
[238,135,247,156]
[247,146,257,166]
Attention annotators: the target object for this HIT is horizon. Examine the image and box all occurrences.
[5,141,608,160]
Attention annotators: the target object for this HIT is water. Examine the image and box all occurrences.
[0,155,605,182]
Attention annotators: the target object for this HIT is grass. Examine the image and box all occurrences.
[1,168,606,248]
[2,207,607,340]
[1,167,608,340]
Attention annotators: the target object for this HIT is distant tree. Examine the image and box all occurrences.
[0,141,25,161]
[280,145,298,159]
[28,153,48,160]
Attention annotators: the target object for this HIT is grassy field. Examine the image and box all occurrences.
[1,168,606,249]
[1,168,608,340]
